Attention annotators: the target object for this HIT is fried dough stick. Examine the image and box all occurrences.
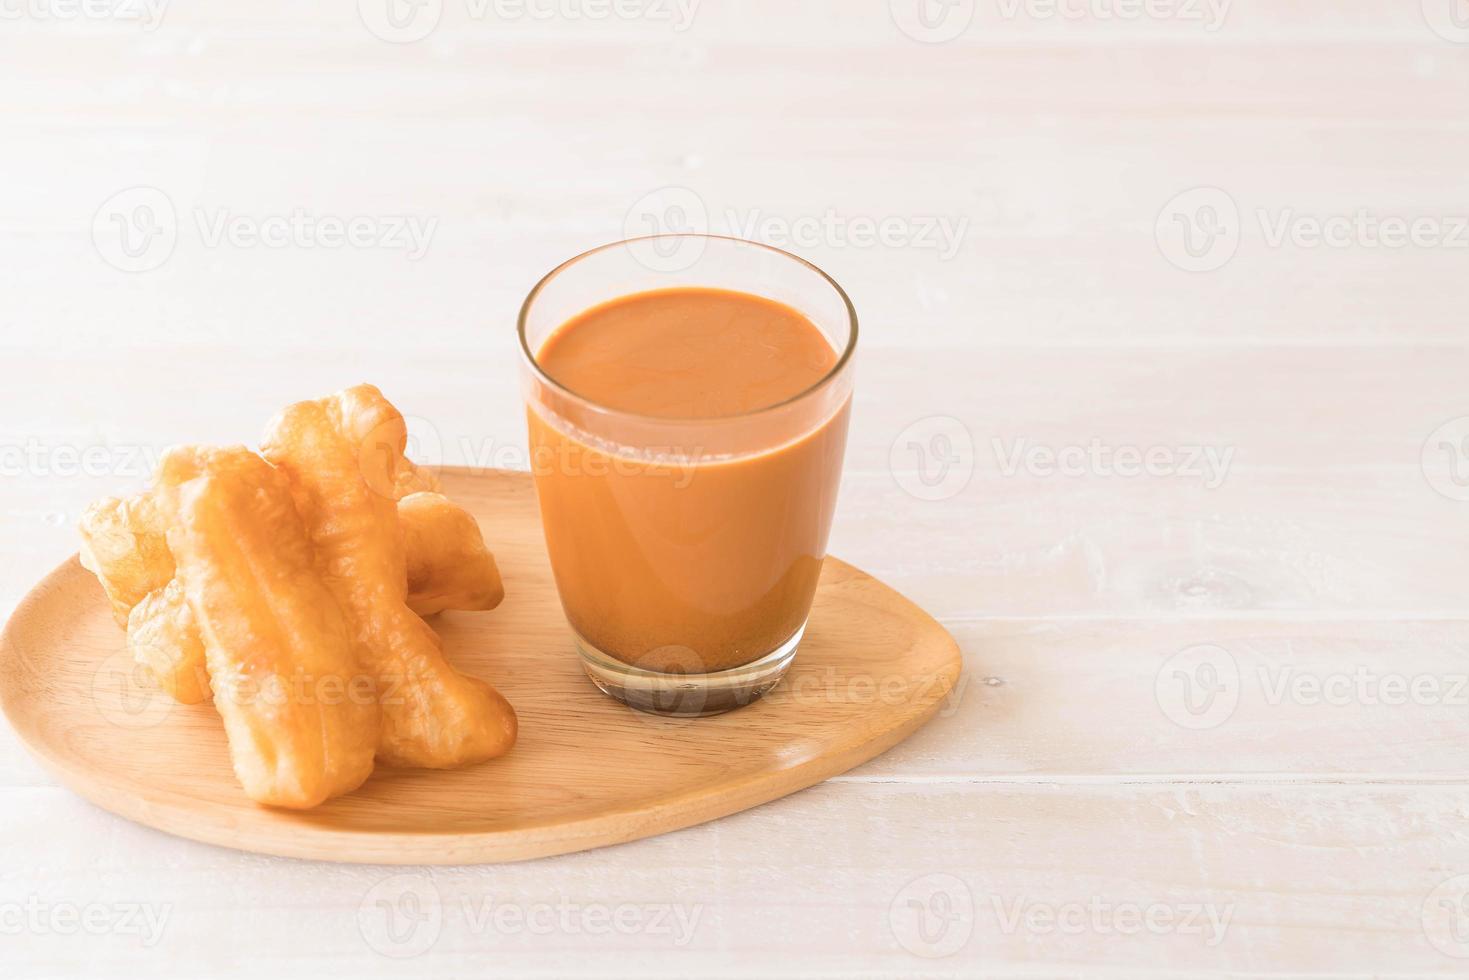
[79,493,173,627]
[261,385,516,769]
[126,578,210,704]
[401,492,504,617]
[80,480,503,704]
[158,447,380,808]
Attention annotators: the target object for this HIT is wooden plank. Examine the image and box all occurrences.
[1,346,1460,619]
[1,27,1467,348]
[834,466,1466,619]
[855,618,1469,781]
[0,345,1459,466]
[8,617,1467,790]
[1,781,1465,976]
[0,1,1453,45]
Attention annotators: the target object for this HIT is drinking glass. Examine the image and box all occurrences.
[518,235,857,716]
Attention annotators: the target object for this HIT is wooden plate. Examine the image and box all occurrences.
[0,468,961,864]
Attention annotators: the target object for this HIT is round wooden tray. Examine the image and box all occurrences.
[0,468,961,864]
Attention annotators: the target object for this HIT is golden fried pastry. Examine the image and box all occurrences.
[127,578,210,704]
[261,384,516,769]
[400,492,505,617]
[83,480,501,704]
[157,446,379,808]
[78,493,173,627]
[394,455,441,498]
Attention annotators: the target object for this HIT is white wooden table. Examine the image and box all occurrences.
[3,3,1468,975]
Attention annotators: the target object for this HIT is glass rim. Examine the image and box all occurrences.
[517,234,859,425]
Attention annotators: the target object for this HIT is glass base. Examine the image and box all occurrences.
[576,624,804,717]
